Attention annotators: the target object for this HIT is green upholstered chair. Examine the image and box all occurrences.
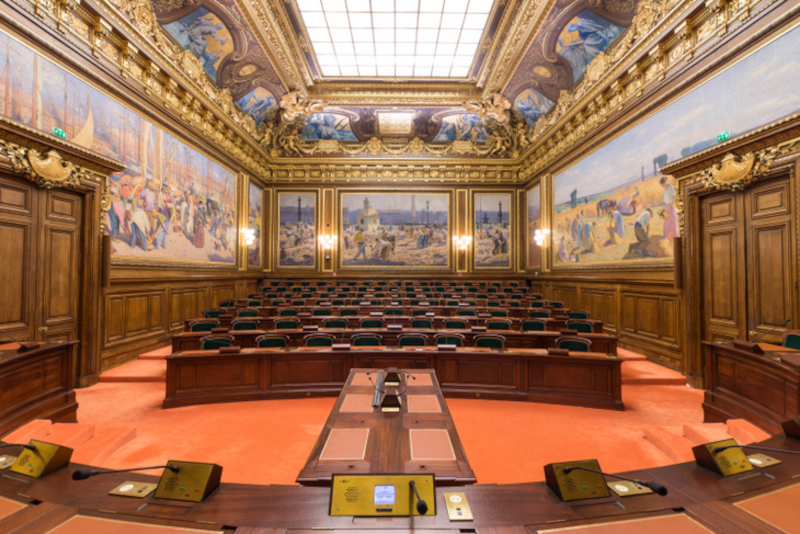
[274,319,299,330]
[238,308,259,317]
[278,308,299,316]
[511,294,523,300]
[199,334,234,350]
[566,320,594,334]
[304,333,335,347]
[331,300,346,306]
[360,318,384,328]
[412,309,430,316]
[292,287,303,293]
[475,334,505,350]
[340,308,358,316]
[508,301,521,307]
[556,336,592,352]
[410,318,433,329]
[530,294,544,300]
[317,281,327,287]
[385,308,403,316]
[323,318,347,329]
[567,310,591,320]
[444,319,468,330]
[464,301,476,307]
[446,300,460,307]
[784,331,800,349]
[291,300,305,306]
[487,319,512,331]
[248,293,262,299]
[476,293,488,299]
[489,310,508,317]
[435,333,464,347]
[218,300,235,307]
[312,308,332,316]
[203,308,225,318]
[467,287,478,293]
[503,288,514,293]
[188,319,219,332]
[255,334,288,348]
[351,333,382,346]
[550,301,564,308]
[301,281,311,286]
[487,301,500,307]
[230,319,259,331]
[264,293,278,299]
[275,287,287,293]
[522,319,547,332]
[409,299,422,306]
[457,309,477,317]
[487,287,497,293]
[530,300,545,308]
[529,310,551,318]
[271,299,285,306]
[300,293,313,299]
[510,282,519,287]
[398,334,428,347]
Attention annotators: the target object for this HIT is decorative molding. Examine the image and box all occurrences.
[0,139,99,189]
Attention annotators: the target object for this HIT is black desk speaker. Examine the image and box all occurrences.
[544,460,610,501]
[153,460,222,503]
[10,440,72,478]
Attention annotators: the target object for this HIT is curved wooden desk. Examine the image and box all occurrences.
[163,347,622,411]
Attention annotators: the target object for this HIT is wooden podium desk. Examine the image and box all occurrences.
[296,369,475,486]
[0,341,78,437]
[703,341,800,434]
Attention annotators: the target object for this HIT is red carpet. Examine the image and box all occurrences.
[5,347,730,486]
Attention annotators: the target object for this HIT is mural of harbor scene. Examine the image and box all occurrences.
[553,24,800,267]
[340,194,449,268]
[277,193,316,267]
[247,183,262,268]
[527,185,542,269]
[474,193,512,269]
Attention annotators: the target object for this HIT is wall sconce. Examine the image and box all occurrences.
[452,235,473,251]
[241,228,256,247]
[534,228,550,247]
[318,234,336,250]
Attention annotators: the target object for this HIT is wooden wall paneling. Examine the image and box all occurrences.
[551,285,578,309]
[579,287,618,334]
[0,175,35,339]
[619,290,682,368]
[263,188,272,273]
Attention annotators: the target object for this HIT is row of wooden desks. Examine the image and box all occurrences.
[163,348,622,410]
[240,302,550,314]
[2,434,800,532]
[171,327,616,353]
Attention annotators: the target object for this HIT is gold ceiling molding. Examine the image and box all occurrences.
[306,83,484,106]
[269,163,519,184]
[516,0,762,183]
[278,135,512,159]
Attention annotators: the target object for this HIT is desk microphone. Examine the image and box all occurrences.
[72,464,180,480]
[713,444,800,455]
[409,480,428,514]
[0,443,37,451]
[751,318,791,343]
[562,466,667,496]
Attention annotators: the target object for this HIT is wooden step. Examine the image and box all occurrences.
[99,359,166,382]
[1,419,52,443]
[683,423,731,445]
[727,419,772,444]
[642,426,696,463]
[44,423,96,449]
[72,427,137,466]
[622,361,686,385]
[617,348,647,361]
[138,345,172,360]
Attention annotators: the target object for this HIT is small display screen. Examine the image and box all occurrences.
[374,485,395,505]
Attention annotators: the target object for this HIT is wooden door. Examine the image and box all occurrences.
[701,190,747,343]
[744,178,794,341]
[0,173,82,344]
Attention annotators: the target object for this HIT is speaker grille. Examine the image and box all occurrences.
[163,476,179,492]
[17,452,31,465]
[345,487,360,503]
[564,477,578,493]
[718,455,732,469]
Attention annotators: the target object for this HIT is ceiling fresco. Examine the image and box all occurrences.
[147,0,641,161]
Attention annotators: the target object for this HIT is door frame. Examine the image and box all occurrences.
[0,120,124,387]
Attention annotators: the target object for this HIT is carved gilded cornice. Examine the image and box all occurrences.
[269,163,519,184]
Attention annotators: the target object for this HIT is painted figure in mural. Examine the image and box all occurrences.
[660,176,679,242]
[558,235,570,262]
[616,188,639,216]
[515,91,555,129]
[165,11,229,78]
[237,92,276,127]
[353,229,367,261]
[629,208,652,256]
[557,13,624,82]
[606,209,624,245]
[301,114,358,141]
[129,199,150,252]
[582,221,597,254]
[433,114,489,143]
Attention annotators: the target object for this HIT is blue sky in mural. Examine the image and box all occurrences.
[515,88,556,129]
[433,114,489,142]
[556,10,624,83]
[163,8,232,81]
[300,113,358,141]
[554,24,800,204]
[235,87,276,126]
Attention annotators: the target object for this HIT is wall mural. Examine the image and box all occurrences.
[432,114,489,143]
[248,182,262,268]
[556,10,625,83]
[163,8,233,82]
[235,87,277,128]
[553,23,800,267]
[0,29,239,265]
[300,113,358,141]
[277,192,316,268]
[514,88,556,129]
[474,193,512,269]
[339,193,450,269]
[527,185,542,269]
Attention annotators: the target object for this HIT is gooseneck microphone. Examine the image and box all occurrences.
[408,480,428,515]
[751,318,791,343]
[562,466,668,496]
[72,464,180,480]
[714,444,800,456]
[0,443,37,451]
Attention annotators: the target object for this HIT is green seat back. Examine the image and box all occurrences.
[306,336,333,347]
[257,337,287,348]
[313,309,331,316]
[444,320,467,330]
[509,301,521,307]
[437,335,463,347]
[353,335,381,346]
[529,311,550,318]
[232,321,258,331]
[332,300,346,306]
[490,310,508,317]
[487,321,511,330]
[530,301,545,308]
[568,311,590,320]
[238,310,258,317]
[324,319,347,328]
[550,301,564,308]
[457,310,476,316]
[219,300,235,307]
[476,337,504,349]
[248,300,261,307]
[204,309,224,318]
[784,333,800,350]
[340,308,358,316]
[399,336,426,347]
[522,320,546,332]
[410,319,432,329]
[568,321,593,333]
[557,339,591,352]
[279,309,298,316]
[201,337,232,350]
[412,309,429,316]
[190,322,217,332]
[385,308,403,316]
[275,320,299,330]
[361,319,384,328]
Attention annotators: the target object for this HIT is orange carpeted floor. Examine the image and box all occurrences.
[66,346,706,486]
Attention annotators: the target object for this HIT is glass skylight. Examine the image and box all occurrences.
[296,0,495,78]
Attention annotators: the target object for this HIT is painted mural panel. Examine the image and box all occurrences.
[340,193,449,268]
[553,24,800,267]
[514,88,555,129]
[556,10,624,83]
[474,193,511,269]
[432,113,489,143]
[278,192,316,268]
[0,29,239,265]
[527,185,542,269]
[301,113,358,141]
[236,87,276,127]
[248,183,262,268]
[163,8,233,81]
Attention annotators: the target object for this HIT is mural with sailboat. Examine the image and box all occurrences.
[0,29,238,264]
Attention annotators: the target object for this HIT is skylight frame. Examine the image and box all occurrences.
[294,0,497,79]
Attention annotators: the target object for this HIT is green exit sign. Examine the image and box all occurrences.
[53,127,66,139]
[716,131,730,143]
